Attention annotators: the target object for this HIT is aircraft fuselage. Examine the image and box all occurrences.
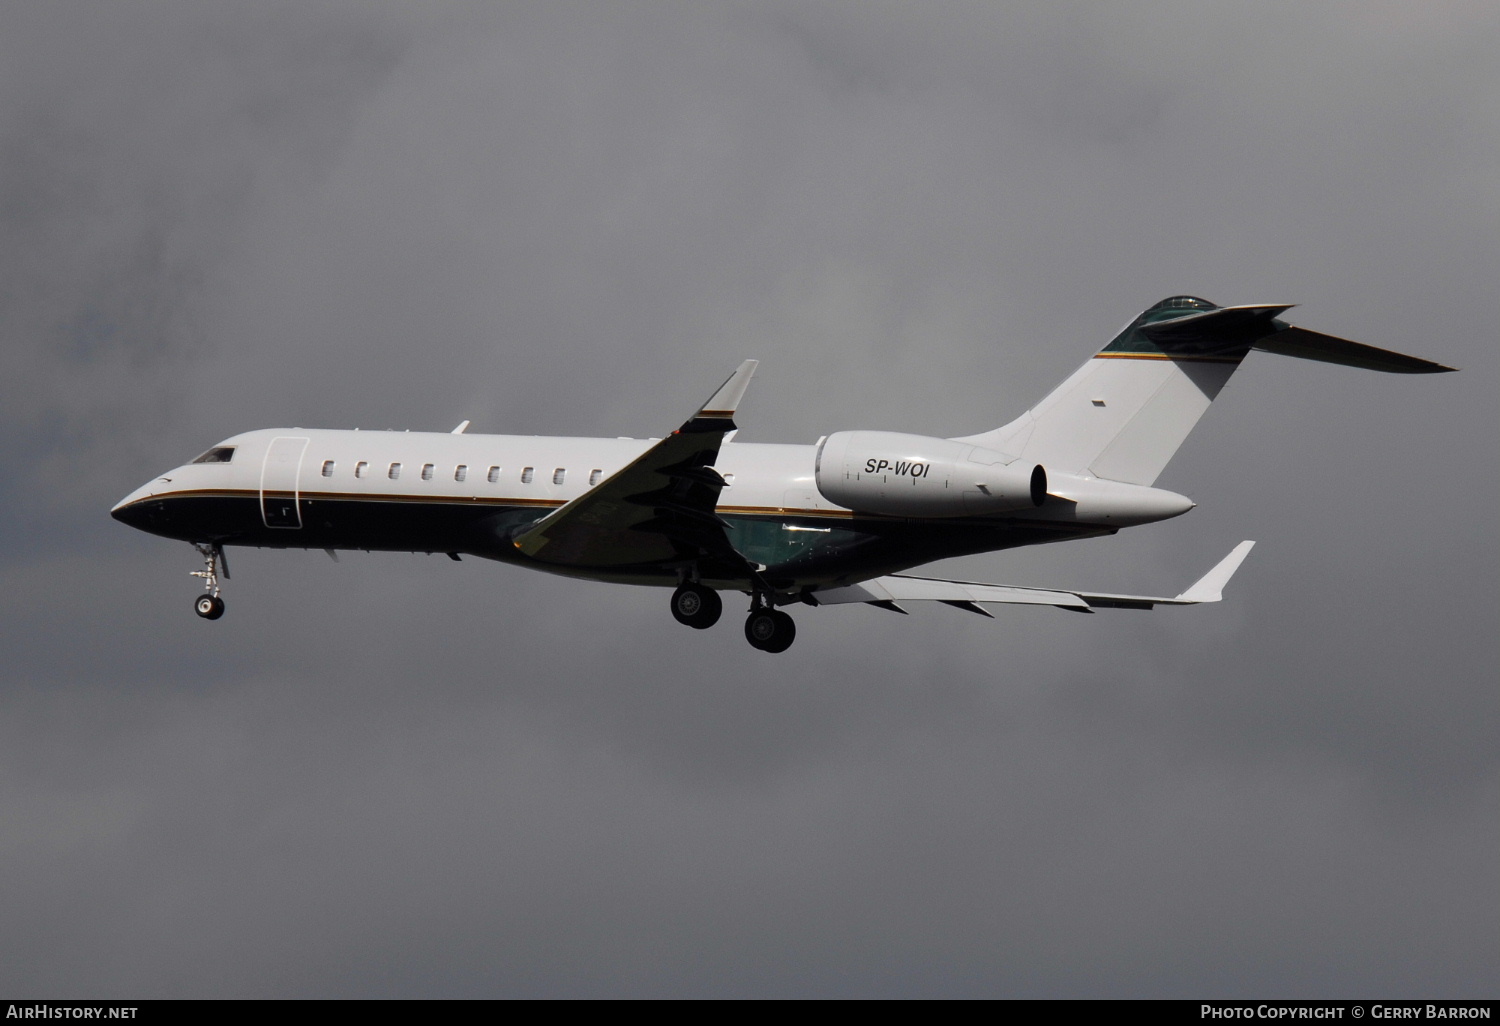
[112,427,1157,592]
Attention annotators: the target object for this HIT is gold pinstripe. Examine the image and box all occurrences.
[120,488,1090,532]
[1091,352,1243,364]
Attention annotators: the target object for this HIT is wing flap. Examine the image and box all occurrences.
[815,576,1093,611]
[814,541,1254,615]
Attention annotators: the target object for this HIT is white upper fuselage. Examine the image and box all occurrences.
[113,427,1193,531]
[115,428,831,518]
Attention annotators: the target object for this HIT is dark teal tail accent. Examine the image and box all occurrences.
[1101,296,1220,355]
[1104,296,1456,373]
[1102,297,1286,359]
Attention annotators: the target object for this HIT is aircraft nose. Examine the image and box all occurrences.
[111,479,165,529]
[110,500,147,529]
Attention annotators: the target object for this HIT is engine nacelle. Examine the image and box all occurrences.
[815,431,1046,517]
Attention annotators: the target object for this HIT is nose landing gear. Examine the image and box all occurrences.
[190,542,228,620]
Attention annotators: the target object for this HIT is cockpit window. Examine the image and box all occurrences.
[191,446,236,464]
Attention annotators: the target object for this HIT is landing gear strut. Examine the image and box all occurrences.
[190,542,228,620]
[670,583,722,629]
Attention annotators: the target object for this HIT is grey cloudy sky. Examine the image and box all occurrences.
[1,0,1495,998]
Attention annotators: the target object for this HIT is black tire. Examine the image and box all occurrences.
[763,609,795,653]
[744,608,795,652]
[195,594,225,620]
[671,584,722,629]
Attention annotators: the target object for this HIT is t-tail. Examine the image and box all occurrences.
[955,296,1455,486]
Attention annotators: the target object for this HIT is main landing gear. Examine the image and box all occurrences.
[670,583,722,629]
[668,582,797,652]
[744,607,796,653]
[190,542,228,620]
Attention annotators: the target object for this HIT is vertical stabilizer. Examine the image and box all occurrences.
[955,297,1273,486]
[955,297,1451,486]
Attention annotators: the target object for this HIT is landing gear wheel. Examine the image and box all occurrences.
[189,543,229,620]
[744,608,795,653]
[671,584,722,629]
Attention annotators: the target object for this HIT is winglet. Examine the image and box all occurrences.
[696,360,758,420]
[1175,540,1255,603]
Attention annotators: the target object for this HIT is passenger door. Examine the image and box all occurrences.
[260,436,309,529]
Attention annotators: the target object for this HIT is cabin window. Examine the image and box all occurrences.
[455,465,468,482]
[355,461,369,479]
[388,463,401,480]
[321,460,335,478]
[521,467,534,484]
[552,468,566,485]
[190,446,236,465]
[589,469,602,486]
[421,463,434,481]
[487,466,500,484]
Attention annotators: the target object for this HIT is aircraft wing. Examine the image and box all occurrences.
[511,361,759,574]
[813,541,1255,615]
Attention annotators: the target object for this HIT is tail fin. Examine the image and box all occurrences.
[955,296,1454,486]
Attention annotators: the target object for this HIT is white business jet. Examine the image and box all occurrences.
[112,297,1453,652]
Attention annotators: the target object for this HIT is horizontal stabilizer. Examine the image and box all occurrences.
[1137,304,1295,355]
[1252,327,1456,374]
[1128,303,1456,372]
[813,541,1255,614]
